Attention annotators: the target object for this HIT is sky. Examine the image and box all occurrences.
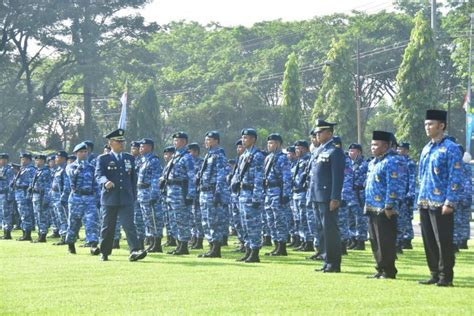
[136,0,399,26]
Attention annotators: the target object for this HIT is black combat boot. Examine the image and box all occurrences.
[112,239,120,249]
[288,235,300,248]
[90,242,100,255]
[147,237,163,253]
[402,239,413,250]
[265,240,279,256]
[396,243,404,254]
[18,230,32,241]
[294,241,306,251]
[198,242,213,258]
[237,247,251,262]
[460,240,468,250]
[53,236,67,245]
[173,241,189,255]
[222,235,228,246]
[1,229,12,240]
[353,240,365,251]
[302,241,315,252]
[68,243,76,254]
[192,237,204,249]
[163,235,177,247]
[202,241,221,258]
[33,233,47,243]
[271,241,288,256]
[232,241,245,253]
[189,236,197,248]
[49,231,60,238]
[167,240,181,254]
[262,235,272,247]
[245,248,260,263]
[341,241,348,255]
[347,237,357,250]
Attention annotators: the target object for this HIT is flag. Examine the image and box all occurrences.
[118,85,128,130]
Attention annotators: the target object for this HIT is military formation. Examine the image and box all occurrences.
[0,109,471,286]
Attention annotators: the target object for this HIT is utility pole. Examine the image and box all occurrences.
[466,13,474,154]
[356,38,362,144]
[431,0,436,32]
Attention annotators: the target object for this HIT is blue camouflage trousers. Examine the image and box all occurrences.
[139,200,164,238]
[163,199,177,238]
[290,197,300,237]
[48,202,59,233]
[166,185,191,242]
[337,205,350,242]
[0,193,13,230]
[66,194,99,244]
[239,195,263,249]
[200,191,226,243]
[32,193,50,234]
[230,195,244,241]
[347,204,368,241]
[307,202,321,247]
[397,200,413,243]
[15,190,34,231]
[134,200,145,240]
[460,207,471,241]
[191,200,204,238]
[293,195,313,242]
[264,194,289,242]
[51,192,68,237]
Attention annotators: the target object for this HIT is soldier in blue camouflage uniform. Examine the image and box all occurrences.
[228,140,246,252]
[29,155,52,242]
[459,150,472,250]
[136,138,163,253]
[162,132,195,255]
[231,128,265,262]
[397,142,417,249]
[51,151,71,245]
[0,154,14,239]
[161,145,178,247]
[333,136,353,255]
[130,141,145,249]
[65,142,100,255]
[291,140,313,251]
[418,110,463,287]
[286,145,297,245]
[365,131,401,279]
[347,143,368,250]
[46,155,60,238]
[197,131,228,258]
[12,153,36,241]
[188,143,205,249]
[263,133,291,256]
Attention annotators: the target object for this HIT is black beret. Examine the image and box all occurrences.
[56,151,68,158]
[130,141,141,148]
[294,140,309,148]
[348,143,362,151]
[235,139,243,146]
[0,153,9,159]
[241,128,257,138]
[34,154,47,160]
[426,109,447,121]
[172,131,188,140]
[267,133,283,143]
[372,131,392,142]
[389,133,398,146]
[47,155,56,162]
[398,142,410,149]
[20,152,32,159]
[205,130,220,140]
[163,146,175,153]
[139,138,154,146]
[104,128,125,141]
[332,136,342,148]
[286,146,296,153]
[84,140,94,149]
[187,143,200,151]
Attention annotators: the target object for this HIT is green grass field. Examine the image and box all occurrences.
[1,230,473,315]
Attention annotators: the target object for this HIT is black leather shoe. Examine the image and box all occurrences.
[436,279,453,287]
[367,272,383,279]
[353,240,366,251]
[379,273,396,279]
[112,239,120,249]
[419,277,439,285]
[314,266,326,272]
[323,267,341,273]
[90,243,100,256]
[49,231,61,238]
[0,230,12,240]
[53,237,67,245]
[100,254,109,261]
[129,250,147,262]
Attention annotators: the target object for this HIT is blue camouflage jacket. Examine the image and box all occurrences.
[30,166,52,201]
[365,152,400,214]
[292,152,311,196]
[67,159,98,198]
[198,146,227,196]
[417,137,463,209]
[13,163,36,190]
[137,152,162,202]
[388,149,408,201]
[51,163,71,203]
[0,164,14,195]
[403,156,417,200]
[264,150,291,198]
[232,146,264,203]
[459,161,472,208]
[341,154,354,204]
[166,147,196,199]
[349,155,368,206]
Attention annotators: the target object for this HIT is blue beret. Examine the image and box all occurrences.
[34,154,47,160]
[241,128,257,138]
[73,142,88,153]
[84,140,94,148]
[398,142,410,149]
[205,130,220,140]
[348,143,362,151]
[294,140,309,148]
[130,141,140,148]
[163,146,175,153]
[104,128,125,141]
[0,153,9,159]
[267,133,283,143]
[56,151,68,158]
[139,138,154,146]
[332,136,342,147]
[187,143,200,151]
[172,131,188,140]
[47,155,56,162]
[235,139,243,146]
[20,152,32,159]
[286,146,296,153]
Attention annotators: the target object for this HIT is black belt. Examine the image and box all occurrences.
[15,185,28,190]
[200,184,216,192]
[166,179,186,185]
[241,183,254,191]
[73,189,94,196]
[292,188,305,193]
[264,180,282,188]
[137,183,151,189]
[32,189,44,194]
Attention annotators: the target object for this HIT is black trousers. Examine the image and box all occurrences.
[419,208,455,282]
[313,202,341,269]
[100,204,140,256]
[368,212,397,277]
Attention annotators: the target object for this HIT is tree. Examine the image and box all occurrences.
[281,52,302,132]
[394,11,438,155]
[312,38,357,144]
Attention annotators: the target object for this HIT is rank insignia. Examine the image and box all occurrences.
[389,192,397,199]
[433,188,441,195]
[454,162,461,169]
[390,172,398,178]
[451,184,458,191]
[439,147,447,153]
[374,195,381,202]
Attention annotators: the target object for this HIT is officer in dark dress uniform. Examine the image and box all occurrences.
[307,119,345,273]
[95,128,147,262]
